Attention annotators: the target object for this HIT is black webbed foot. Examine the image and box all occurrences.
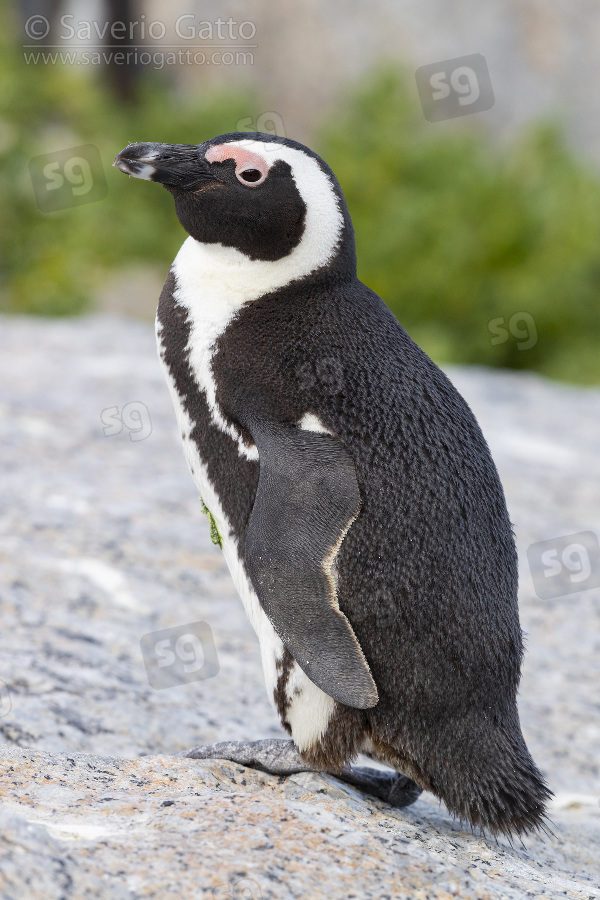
[337,764,423,808]
[185,739,423,809]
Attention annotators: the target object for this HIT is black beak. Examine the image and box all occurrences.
[113,142,215,190]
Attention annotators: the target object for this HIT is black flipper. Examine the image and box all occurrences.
[244,418,378,709]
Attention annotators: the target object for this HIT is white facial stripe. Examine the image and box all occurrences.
[176,139,344,303]
[233,138,344,282]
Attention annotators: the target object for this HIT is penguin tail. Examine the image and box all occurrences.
[428,712,553,840]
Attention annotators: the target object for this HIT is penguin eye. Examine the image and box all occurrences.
[236,167,266,187]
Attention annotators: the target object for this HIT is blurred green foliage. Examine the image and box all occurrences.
[318,70,600,383]
[1,6,600,383]
[0,9,253,317]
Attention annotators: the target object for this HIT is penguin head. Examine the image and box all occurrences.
[113,133,355,272]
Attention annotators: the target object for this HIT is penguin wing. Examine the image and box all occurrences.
[244,420,378,709]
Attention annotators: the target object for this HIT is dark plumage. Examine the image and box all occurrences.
[115,132,552,837]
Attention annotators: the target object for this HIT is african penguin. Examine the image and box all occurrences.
[114,133,551,837]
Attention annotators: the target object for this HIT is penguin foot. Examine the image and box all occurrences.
[337,765,423,809]
[184,740,422,808]
[184,739,313,775]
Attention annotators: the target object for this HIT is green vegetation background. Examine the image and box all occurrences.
[2,20,600,383]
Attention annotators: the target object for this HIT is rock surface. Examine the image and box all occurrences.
[0,314,599,898]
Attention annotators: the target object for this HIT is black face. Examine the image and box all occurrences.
[113,137,307,262]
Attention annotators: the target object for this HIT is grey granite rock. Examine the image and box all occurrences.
[0,314,599,898]
[1,747,599,900]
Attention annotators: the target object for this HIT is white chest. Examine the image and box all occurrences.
[156,235,337,750]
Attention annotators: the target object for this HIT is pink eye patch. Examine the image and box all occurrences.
[205,144,270,186]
